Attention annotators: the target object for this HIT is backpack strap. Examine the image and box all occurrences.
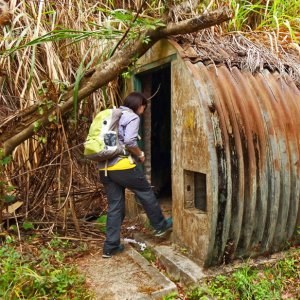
[104,160,108,177]
[128,154,134,164]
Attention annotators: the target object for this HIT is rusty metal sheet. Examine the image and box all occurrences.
[185,60,300,265]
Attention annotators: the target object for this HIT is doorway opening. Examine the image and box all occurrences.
[136,64,172,215]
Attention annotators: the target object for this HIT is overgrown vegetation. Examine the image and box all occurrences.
[0,0,181,228]
[0,0,299,229]
[163,247,300,300]
[0,235,93,300]
[200,0,300,40]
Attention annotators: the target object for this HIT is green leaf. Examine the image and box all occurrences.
[43,10,56,15]
[9,225,18,232]
[73,48,95,122]
[142,36,151,44]
[0,155,12,165]
[6,185,16,192]
[38,106,44,115]
[112,10,133,21]
[38,136,47,144]
[121,71,131,79]
[96,215,107,224]
[4,195,16,203]
[96,215,107,233]
[23,221,35,230]
[33,121,41,133]
[48,114,57,123]
[46,100,54,109]
[38,87,46,95]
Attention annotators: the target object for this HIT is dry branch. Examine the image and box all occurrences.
[0,7,232,156]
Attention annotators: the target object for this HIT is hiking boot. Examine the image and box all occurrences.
[102,244,125,258]
[154,217,173,237]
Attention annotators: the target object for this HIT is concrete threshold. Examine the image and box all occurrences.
[133,233,207,287]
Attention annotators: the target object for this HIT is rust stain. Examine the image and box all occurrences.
[274,159,280,170]
[129,39,300,267]
[185,61,300,266]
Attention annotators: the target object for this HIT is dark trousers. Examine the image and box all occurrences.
[100,167,166,252]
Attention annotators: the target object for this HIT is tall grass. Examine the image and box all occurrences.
[0,0,166,117]
[0,0,129,227]
[1,1,298,115]
[198,0,300,42]
[231,0,299,41]
[0,0,168,229]
[0,0,120,113]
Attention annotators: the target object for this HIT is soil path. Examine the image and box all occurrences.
[76,245,177,300]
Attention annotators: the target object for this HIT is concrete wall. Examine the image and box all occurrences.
[125,40,211,265]
[171,47,210,264]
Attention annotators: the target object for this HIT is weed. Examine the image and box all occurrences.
[0,236,94,299]
[22,221,34,230]
[143,218,153,230]
[186,247,299,300]
[141,248,156,263]
[49,236,71,249]
[96,215,107,233]
[162,291,179,300]
[180,247,188,255]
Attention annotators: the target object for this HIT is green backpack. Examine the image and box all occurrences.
[84,108,127,162]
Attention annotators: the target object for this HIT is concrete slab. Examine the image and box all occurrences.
[133,232,206,287]
[154,245,205,286]
[76,246,177,300]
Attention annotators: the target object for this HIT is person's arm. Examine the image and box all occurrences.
[123,117,145,163]
[127,146,145,163]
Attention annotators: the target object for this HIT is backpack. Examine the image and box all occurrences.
[83,108,127,162]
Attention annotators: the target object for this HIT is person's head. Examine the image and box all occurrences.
[123,92,147,115]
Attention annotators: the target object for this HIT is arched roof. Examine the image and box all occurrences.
[170,35,300,264]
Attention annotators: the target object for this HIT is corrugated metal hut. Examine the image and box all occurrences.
[124,32,300,267]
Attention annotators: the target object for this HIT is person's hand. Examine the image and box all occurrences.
[138,151,145,163]
[139,155,145,164]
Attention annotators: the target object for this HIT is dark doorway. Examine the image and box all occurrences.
[137,65,172,207]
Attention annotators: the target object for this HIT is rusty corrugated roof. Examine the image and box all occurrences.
[172,31,300,88]
[181,50,300,265]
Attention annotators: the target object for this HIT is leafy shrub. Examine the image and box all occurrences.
[186,248,299,300]
[0,237,94,300]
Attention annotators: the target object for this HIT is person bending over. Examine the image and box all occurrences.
[99,92,172,258]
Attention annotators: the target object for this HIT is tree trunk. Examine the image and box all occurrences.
[0,7,232,157]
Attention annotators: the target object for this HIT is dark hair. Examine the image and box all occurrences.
[123,92,147,113]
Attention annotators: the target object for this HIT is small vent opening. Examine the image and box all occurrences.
[184,170,207,212]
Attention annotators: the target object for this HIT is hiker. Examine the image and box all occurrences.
[99,92,172,258]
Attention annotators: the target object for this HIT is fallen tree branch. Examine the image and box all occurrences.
[0,7,232,156]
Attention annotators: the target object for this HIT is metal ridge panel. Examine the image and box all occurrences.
[187,62,300,265]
